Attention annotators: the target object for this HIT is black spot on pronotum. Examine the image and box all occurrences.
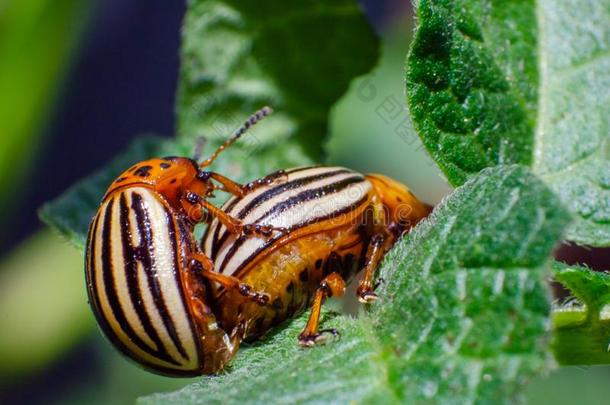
[315,259,323,269]
[286,282,294,294]
[170,179,177,184]
[134,165,153,178]
[160,162,171,169]
[299,269,309,282]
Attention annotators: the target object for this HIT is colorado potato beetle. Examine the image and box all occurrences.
[85,107,431,377]
[85,107,289,376]
[202,166,431,348]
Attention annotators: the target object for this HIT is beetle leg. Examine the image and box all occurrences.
[298,273,346,347]
[207,169,287,198]
[195,196,287,238]
[189,254,271,306]
[356,233,389,303]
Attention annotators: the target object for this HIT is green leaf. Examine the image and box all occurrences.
[370,165,570,403]
[40,0,379,248]
[138,165,571,405]
[177,0,379,158]
[406,0,610,246]
[138,313,396,405]
[406,0,537,185]
[525,364,610,405]
[551,262,610,365]
[39,135,314,248]
[534,0,610,247]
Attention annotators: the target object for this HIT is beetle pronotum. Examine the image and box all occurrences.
[85,107,431,376]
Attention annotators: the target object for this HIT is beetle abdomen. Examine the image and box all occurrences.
[86,187,202,375]
[202,166,373,277]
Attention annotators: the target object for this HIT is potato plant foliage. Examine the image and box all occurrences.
[40,0,609,404]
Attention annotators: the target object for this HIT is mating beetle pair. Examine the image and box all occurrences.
[85,107,431,376]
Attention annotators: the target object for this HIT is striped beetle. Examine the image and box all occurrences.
[86,107,289,376]
[85,107,431,376]
[202,166,431,348]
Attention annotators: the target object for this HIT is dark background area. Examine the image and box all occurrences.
[2,0,184,254]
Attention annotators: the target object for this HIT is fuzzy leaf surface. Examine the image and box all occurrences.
[552,262,610,365]
[406,0,610,246]
[139,165,571,405]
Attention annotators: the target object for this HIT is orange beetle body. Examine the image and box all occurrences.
[202,168,431,345]
[87,156,239,375]
[109,158,207,209]
[84,108,432,376]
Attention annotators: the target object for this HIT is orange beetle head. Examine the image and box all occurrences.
[106,157,213,208]
[105,106,274,210]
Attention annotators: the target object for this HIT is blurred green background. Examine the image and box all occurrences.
[0,1,608,404]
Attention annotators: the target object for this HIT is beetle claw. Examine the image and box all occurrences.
[298,335,318,347]
[357,289,379,304]
[319,328,341,341]
[298,328,340,347]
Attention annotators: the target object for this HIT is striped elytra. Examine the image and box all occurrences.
[203,166,373,277]
[84,108,305,376]
[84,107,433,376]
[86,187,203,375]
[201,166,432,342]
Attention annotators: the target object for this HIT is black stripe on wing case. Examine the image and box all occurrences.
[229,194,371,280]
[99,197,173,364]
[88,208,144,368]
[162,200,202,365]
[209,168,356,258]
[130,192,189,362]
[119,193,178,363]
[217,176,366,273]
[90,209,164,372]
[256,176,365,222]
[234,169,353,220]
[204,166,325,257]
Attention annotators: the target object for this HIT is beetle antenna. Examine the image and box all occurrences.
[199,106,272,168]
[192,136,207,163]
